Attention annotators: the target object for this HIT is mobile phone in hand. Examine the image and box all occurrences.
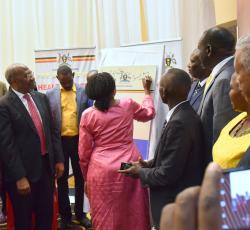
[120,162,132,170]
[220,167,250,229]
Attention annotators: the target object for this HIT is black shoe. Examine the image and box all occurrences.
[77,216,92,229]
[59,219,74,230]
[59,221,71,230]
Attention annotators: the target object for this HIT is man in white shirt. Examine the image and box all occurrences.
[0,64,64,230]
[197,27,239,166]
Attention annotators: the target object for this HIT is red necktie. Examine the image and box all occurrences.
[23,94,47,155]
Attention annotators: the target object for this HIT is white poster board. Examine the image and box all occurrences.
[120,38,183,159]
[99,44,164,159]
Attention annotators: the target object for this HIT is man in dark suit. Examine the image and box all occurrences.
[46,65,91,229]
[0,64,64,230]
[197,27,239,165]
[187,49,211,112]
[120,68,204,229]
[0,80,7,224]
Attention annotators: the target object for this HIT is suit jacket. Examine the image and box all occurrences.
[0,81,7,97]
[198,58,239,164]
[238,146,250,167]
[0,90,64,182]
[46,84,89,134]
[187,80,205,113]
[139,102,204,226]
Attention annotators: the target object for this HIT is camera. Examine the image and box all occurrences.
[220,167,250,229]
[120,162,132,170]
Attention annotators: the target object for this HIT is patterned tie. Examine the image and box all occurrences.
[193,83,202,96]
[161,120,167,134]
[203,74,214,96]
[23,94,47,155]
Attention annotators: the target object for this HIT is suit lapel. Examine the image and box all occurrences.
[76,84,81,117]
[54,86,62,122]
[30,92,46,128]
[9,90,37,134]
[152,102,189,166]
[190,85,204,106]
[198,58,234,115]
[187,81,198,101]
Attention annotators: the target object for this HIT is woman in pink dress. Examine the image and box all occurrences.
[78,72,155,230]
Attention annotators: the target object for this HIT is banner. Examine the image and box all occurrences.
[34,47,96,93]
[99,65,156,91]
[120,39,183,159]
[99,45,165,159]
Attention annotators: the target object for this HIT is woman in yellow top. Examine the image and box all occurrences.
[213,74,250,169]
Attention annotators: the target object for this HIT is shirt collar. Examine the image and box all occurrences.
[60,83,76,92]
[211,56,234,78]
[11,88,28,99]
[199,77,208,87]
[166,100,187,123]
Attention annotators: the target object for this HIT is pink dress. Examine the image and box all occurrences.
[78,95,155,230]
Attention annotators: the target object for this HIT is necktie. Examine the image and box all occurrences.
[193,83,202,96]
[23,94,47,155]
[161,120,167,134]
[203,74,214,96]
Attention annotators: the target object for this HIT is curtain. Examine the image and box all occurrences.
[0,0,215,81]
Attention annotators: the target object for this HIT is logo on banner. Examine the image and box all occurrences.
[165,52,177,68]
[120,72,131,82]
[57,53,73,66]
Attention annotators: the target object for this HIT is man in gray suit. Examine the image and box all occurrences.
[46,65,92,229]
[197,27,239,165]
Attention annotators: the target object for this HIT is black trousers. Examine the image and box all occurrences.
[58,136,84,223]
[6,155,54,230]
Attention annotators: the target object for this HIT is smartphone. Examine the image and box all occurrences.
[220,167,250,229]
[120,162,132,170]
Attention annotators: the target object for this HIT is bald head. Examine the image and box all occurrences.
[202,27,235,52]
[5,63,34,93]
[86,70,98,80]
[5,64,28,84]
[159,68,191,107]
[198,26,235,69]
[188,49,210,80]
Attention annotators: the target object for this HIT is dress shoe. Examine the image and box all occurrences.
[76,216,92,229]
[59,221,71,230]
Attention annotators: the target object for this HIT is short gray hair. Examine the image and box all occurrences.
[236,34,250,74]
[5,63,26,84]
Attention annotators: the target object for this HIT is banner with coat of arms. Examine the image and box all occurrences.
[34,47,96,93]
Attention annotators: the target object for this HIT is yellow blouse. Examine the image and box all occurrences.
[213,112,250,169]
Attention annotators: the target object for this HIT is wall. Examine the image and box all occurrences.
[237,0,250,36]
[214,0,236,25]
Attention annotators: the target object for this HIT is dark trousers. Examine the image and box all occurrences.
[58,136,84,223]
[6,156,54,230]
[151,192,175,230]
